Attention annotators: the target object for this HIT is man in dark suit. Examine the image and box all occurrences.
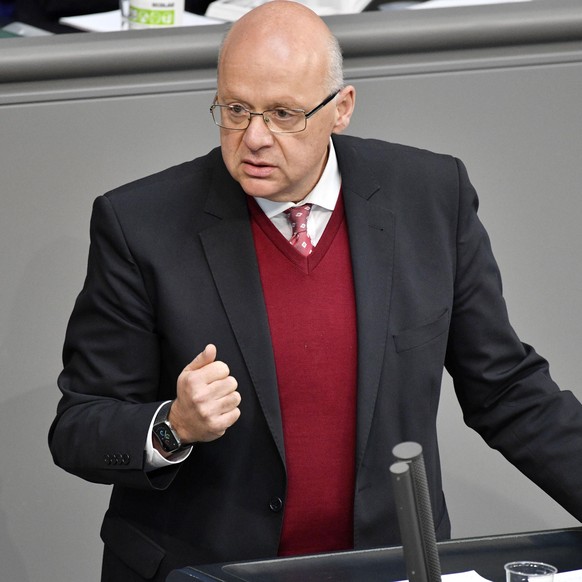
[49,1,582,581]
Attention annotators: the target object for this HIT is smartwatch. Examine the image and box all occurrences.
[152,401,191,454]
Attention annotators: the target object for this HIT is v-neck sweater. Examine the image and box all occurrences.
[248,195,358,556]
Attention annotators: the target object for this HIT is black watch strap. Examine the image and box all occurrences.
[152,401,191,454]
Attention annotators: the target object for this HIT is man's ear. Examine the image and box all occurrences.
[332,85,356,134]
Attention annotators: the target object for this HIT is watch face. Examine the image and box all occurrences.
[153,423,180,452]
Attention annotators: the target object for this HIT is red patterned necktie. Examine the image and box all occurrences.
[285,204,313,257]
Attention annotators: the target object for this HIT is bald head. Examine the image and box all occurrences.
[214,0,356,203]
[218,0,343,95]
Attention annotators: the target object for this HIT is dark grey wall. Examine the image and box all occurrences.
[1,1,581,580]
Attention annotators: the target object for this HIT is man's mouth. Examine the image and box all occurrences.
[241,160,276,178]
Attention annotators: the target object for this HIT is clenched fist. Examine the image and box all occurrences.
[168,344,241,444]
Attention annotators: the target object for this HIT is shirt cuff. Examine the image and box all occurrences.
[144,400,193,471]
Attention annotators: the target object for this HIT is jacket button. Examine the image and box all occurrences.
[269,497,283,512]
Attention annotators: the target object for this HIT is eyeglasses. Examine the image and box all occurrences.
[209,91,340,134]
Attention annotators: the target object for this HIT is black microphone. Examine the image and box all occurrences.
[390,442,442,582]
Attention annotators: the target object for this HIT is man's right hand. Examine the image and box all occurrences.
[169,344,241,444]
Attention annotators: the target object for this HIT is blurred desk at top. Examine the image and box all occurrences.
[0,0,214,34]
[0,0,540,36]
[1,0,581,106]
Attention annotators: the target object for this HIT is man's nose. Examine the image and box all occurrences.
[243,114,275,149]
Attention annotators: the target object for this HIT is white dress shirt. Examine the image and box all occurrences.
[254,138,342,246]
[145,139,342,470]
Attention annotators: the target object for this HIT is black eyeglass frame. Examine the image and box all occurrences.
[209,90,341,134]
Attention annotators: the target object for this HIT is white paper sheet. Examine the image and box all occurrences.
[60,10,224,32]
[411,0,531,8]
[398,570,582,582]
[556,571,582,582]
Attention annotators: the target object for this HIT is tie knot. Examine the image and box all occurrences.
[285,204,312,235]
[284,204,313,257]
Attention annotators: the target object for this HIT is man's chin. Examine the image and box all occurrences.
[239,178,287,202]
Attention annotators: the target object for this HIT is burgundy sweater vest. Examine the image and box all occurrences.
[248,195,358,556]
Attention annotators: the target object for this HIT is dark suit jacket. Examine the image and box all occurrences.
[49,134,582,581]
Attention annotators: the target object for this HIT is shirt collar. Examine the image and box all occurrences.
[254,138,341,219]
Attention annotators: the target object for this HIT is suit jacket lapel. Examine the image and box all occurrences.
[197,141,395,471]
[334,136,396,470]
[199,162,286,464]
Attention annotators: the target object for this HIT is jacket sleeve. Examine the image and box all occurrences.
[445,158,582,520]
[48,195,179,490]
